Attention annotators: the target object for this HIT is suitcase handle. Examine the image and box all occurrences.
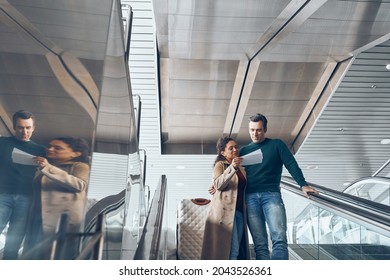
[191,198,210,206]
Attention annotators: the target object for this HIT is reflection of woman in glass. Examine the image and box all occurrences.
[27,137,90,259]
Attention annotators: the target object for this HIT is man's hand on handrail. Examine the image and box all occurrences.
[302,185,319,198]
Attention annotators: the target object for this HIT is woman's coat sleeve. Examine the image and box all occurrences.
[40,162,89,193]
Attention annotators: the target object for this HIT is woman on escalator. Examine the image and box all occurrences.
[201,136,250,260]
[24,136,90,259]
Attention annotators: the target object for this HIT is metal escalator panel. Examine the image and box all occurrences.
[83,190,126,260]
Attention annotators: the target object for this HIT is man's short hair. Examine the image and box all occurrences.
[249,113,268,130]
[12,110,35,128]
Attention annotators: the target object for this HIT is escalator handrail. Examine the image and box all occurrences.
[76,213,105,260]
[84,189,126,233]
[282,176,390,216]
[133,174,167,260]
[281,176,390,231]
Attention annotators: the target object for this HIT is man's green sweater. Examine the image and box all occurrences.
[239,138,307,194]
[0,136,46,195]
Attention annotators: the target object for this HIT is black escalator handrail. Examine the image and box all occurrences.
[281,176,390,216]
[281,176,390,232]
[343,175,390,191]
[84,189,126,233]
[134,175,167,260]
[76,213,105,260]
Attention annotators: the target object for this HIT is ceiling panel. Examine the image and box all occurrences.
[0,0,136,154]
[148,0,390,191]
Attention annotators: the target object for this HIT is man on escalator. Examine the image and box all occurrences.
[240,113,319,260]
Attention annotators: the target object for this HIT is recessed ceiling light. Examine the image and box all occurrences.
[306,165,318,170]
[175,182,184,186]
[380,139,390,145]
[176,165,185,169]
[386,64,390,70]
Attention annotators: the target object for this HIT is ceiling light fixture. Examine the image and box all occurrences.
[380,139,390,145]
[306,165,318,170]
[386,64,390,70]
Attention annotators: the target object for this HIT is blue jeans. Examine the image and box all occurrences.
[246,192,288,260]
[0,194,32,259]
[229,210,244,260]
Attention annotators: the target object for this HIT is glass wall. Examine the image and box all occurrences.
[283,189,390,260]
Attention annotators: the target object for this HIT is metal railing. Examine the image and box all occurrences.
[281,176,390,232]
[21,213,105,260]
[281,176,390,259]
[133,175,167,260]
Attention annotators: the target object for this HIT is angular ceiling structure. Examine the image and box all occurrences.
[151,0,390,189]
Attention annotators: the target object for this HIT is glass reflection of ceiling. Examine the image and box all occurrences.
[344,178,390,206]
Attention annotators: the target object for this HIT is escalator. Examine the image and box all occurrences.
[82,190,127,260]
[81,175,167,260]
[82,175,389,260]
[21,174,388,260]
[281,176,390,260]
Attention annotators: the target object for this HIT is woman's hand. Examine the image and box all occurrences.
[208,185,216,195]
[231,157,242,169]
[34,156,49,169]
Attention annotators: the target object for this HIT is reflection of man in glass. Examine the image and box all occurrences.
[0,110,45,259]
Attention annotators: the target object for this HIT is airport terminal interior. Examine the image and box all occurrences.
[0,0,389,260]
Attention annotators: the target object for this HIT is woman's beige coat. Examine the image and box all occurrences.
[201,160,250,259]
[23,161,89,259]
[36,161,90,235]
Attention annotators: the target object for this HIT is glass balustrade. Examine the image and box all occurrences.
[283,189,390,260]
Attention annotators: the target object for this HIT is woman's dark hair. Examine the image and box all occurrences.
[214,136,236,165]
[53,136,91,164]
